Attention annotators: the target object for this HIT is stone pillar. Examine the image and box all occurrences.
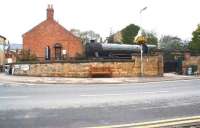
[184,50,191,61]
[182,50,191,75]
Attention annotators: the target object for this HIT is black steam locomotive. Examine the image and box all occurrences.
[85,42,156,59]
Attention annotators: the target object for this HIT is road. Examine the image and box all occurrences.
[0,80,200,128]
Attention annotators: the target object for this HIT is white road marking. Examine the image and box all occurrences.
[0,96,29,99]
[80,91,169,97]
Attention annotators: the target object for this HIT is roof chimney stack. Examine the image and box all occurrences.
[47,4,54,20]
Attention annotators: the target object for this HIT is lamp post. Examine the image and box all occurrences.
[140,7,147,77]
[140,41,144,77]
[135,6,147,77]
[139,6,147,27]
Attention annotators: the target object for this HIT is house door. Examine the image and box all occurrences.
[54,43,62,60]
[55,47,61,60]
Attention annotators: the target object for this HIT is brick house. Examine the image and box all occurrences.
[0,35,7,71]
[108,31,122,43]
[23,5,83,61]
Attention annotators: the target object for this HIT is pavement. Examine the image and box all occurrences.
[0,73,199,84]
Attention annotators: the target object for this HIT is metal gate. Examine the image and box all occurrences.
[164,58,182,74]
[164,61,177,73]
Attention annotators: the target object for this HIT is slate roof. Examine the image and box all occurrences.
[0,35,6,40]
[9,43,22,50]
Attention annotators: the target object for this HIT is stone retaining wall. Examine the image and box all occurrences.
[13,55,163,77]
[182,56,200,74]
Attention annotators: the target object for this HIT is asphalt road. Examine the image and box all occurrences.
[0,79,200,128]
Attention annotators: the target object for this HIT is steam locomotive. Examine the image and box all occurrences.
[85,42,156,59]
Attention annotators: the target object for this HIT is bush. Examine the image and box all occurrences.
[17,49,38,62]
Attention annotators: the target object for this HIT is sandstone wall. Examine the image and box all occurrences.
[13,55,163,77]
[182,56,200,74]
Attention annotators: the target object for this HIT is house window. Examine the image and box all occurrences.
[45,46,51,60]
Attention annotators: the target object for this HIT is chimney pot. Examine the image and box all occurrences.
[47,4,54,20]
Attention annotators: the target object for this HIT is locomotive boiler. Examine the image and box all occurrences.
[85,42,156,59]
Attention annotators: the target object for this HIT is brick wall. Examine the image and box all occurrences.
[12,55,163,77]
[0,37,6,66]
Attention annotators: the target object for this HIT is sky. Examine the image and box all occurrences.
[0,0,200,44]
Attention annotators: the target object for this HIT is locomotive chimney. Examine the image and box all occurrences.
[90,40,96,43]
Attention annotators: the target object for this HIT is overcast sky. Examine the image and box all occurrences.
[0,0,200,43]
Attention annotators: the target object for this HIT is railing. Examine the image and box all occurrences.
[13,57,135,64]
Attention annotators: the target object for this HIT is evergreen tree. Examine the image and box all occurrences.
[189,24,200,53]
[121,24,140,44]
